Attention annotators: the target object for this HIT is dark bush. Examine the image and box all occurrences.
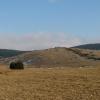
[10,60,24,70]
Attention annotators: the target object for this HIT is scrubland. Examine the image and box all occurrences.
[0,65,100,100]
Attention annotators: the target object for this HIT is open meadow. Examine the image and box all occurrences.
[0,65,100,100]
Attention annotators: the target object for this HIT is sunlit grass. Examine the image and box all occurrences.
[0,65,100,100]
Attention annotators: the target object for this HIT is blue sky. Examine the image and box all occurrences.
[0,0,99,50]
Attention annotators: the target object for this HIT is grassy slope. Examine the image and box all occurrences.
[16,47,93,67]
[17,47,100,67]
[0,65,100,100]
[70,48,100,60]
[1,47,100,67]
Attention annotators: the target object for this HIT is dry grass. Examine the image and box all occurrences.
[0,65,100,100]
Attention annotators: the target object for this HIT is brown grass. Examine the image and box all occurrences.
[0,65,100,100]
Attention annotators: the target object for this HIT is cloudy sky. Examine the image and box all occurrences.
[0,0,99,50]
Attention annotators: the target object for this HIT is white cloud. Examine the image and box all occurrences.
[0,32,82,51]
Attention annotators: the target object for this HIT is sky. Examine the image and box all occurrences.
[0,0,99,50]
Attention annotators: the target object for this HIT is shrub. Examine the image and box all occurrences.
[10,60,24,70]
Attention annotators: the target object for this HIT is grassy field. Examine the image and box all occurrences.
[0,65,100,100]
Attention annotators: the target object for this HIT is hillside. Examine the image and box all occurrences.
[0,49,26,58]
[69,48,100,60]
[72,43,100,50]
[0,47,100,67]
[3,47,99,67]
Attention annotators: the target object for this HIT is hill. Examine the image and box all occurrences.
[5,47,100,67]
[72,43,100,50]
[0,47,100,67]
[0,49,27,58]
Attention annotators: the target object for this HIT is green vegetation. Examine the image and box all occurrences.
[10,60,24,70]
[0,49,26,58]
[73,43,100,50]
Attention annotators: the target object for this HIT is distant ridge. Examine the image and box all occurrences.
[72,44,100,50]
[0,49,27,58]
